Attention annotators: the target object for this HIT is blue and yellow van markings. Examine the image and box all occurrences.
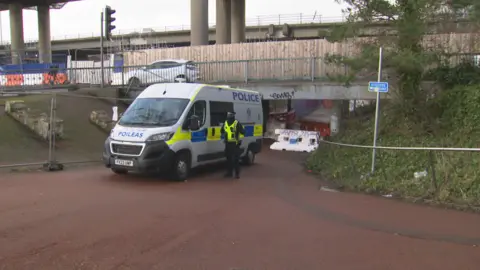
[167,124,263,145]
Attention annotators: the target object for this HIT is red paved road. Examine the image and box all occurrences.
[0,150,479,270]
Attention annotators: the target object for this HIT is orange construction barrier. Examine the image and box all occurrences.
[6,74,23,86]
[43,73,68,85]
[56,73,67,84]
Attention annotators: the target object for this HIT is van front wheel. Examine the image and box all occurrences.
[171,152,190,181]
[111,168,128,174]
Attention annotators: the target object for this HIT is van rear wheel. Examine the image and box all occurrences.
[242,149,255,165]
[171,152,190,181]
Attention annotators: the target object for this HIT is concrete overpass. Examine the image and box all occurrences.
[8,20,406,52]
[6,17,473,53]
[0,0,78,10]
[39,22,346,51]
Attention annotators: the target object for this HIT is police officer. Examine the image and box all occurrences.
[221,112,245,179]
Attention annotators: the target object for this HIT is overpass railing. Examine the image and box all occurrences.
[12,14,346,44]
[70,57,348,87]
[0,57,348,90]
[0,54,476,90]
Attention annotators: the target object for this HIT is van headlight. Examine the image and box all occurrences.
[146,132,174,142]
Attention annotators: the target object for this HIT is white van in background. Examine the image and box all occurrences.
[103,83,264,180]
[124,59,199,86]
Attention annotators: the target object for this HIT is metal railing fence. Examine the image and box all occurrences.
[0,53,476,91]
[0,57,349,91]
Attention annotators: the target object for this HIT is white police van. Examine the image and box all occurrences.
[103,83,263,180]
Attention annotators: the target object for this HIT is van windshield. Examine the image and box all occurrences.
[119,98,189,127]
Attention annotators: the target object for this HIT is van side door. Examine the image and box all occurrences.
[182,100,208,167]
[207,100,235,161]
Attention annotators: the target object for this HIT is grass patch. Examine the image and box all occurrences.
[0,105,49,165]
[307,85,480,207]
[0,90,128,166]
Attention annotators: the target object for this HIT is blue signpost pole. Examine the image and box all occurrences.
[371,47,384,173]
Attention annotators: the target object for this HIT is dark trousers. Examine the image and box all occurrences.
[225,142,240,176]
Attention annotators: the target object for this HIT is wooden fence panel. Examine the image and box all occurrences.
[122,33,480,83]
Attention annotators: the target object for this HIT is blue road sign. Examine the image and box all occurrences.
[368,81,389,93]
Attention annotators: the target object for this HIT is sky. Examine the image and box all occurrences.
[0,0,345,43]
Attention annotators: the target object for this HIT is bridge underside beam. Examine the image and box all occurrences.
[227,82,386,100]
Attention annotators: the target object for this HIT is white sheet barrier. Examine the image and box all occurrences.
[270,129,320,152]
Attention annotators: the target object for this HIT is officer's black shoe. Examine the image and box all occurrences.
[235,175,240,179]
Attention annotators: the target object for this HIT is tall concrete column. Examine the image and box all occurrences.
[216,0,231,44]
[37,5,52,63]
[190,0,209,46]
[231,0,246,43]
[9,3,25,65]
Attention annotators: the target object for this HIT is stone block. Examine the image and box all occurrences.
[90,110,116,133]
[4,100,64,141]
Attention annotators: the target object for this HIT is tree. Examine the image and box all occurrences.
[325,0,479,122]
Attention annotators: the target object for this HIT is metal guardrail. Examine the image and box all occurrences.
[0,53,477,90]
[6,13,346,44]
[1,52,478,90]
[0,57,347,91]
[67,57,346,87]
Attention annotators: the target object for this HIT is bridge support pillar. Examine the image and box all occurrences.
[216,0,231,44]
[9,3,25,65]
[37,5,52,63]
[231,0,246,43]
[190,0,209,46]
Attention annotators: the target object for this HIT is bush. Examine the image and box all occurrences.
[427,59,480,89]
[307,85,480,207]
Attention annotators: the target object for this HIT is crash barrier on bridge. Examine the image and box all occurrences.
[0,90,133,172]
[270,129,321,152]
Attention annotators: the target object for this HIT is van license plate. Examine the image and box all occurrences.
[114,159,134,167]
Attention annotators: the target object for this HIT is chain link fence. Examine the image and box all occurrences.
[0,92,64,171]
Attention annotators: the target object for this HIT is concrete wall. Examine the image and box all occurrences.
[243,82,383,100]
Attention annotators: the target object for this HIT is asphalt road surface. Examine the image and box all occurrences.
[1,150,480,270]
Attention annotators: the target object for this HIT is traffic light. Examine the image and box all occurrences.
[104,5,116,40]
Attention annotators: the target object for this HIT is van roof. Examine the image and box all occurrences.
[137,83,259,100]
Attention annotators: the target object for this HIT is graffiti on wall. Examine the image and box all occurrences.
[260,89,296,100]
[269,91,295,100]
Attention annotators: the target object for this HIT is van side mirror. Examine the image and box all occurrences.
[188,115,200,130]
